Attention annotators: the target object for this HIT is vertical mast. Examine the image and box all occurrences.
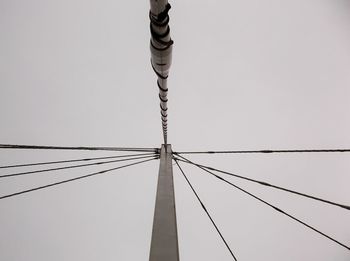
[149,0,173,145]
[149,144,179,261]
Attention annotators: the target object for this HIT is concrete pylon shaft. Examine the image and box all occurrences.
[149,144,179,261]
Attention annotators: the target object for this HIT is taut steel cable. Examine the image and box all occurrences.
[0,157,158,201]
[0,152,157,169]
[174,159,238,261]
[0,154,157,179]
[178,156,350,251]
[0,144,158,153]
[174,149,350,154]
[174,155,350,211]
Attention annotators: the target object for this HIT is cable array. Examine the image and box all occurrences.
[0,157,158,200]
[173,155,350,251]
[1,144,349,258]
[0,154,157,179]
[175,154,350,211]
[0,152,156,169]
[174,158,238,261]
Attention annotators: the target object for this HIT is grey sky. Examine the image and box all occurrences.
[0,0,350,260]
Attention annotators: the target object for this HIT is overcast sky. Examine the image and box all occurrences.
[0,0,350,260]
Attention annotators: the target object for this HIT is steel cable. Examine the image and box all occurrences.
[174,149,350,155]
[0,157,158,201]
[174,155,350,211]
[174,158,238,261]
[0,144,159,153]
[0,154,157,179]
[0,152,157,169]
[175,156,350,251]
